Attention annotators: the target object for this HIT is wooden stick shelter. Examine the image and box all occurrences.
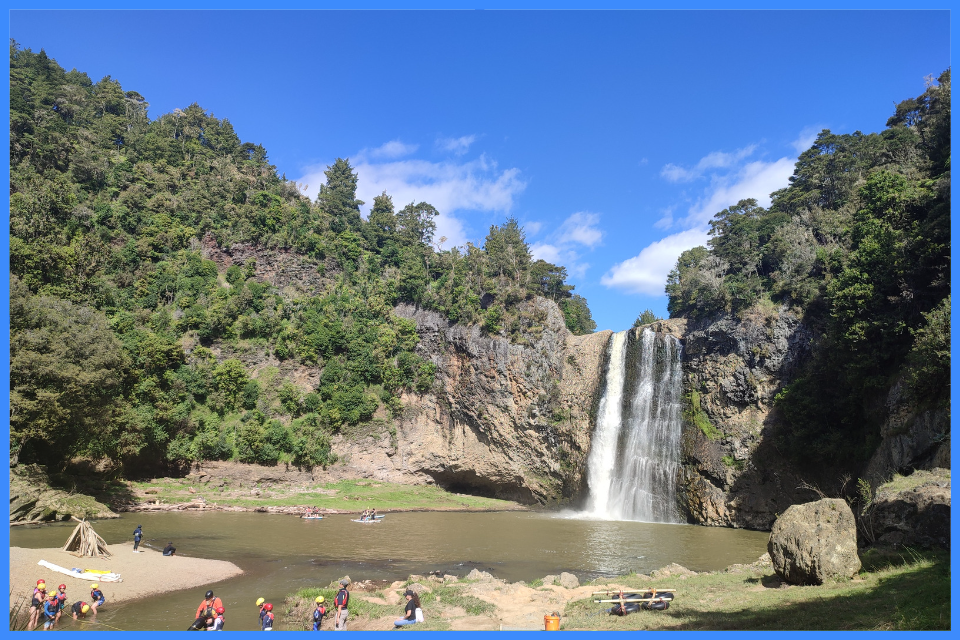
[62,519,112,558]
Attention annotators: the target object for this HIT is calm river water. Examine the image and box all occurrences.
[10,511,769,630]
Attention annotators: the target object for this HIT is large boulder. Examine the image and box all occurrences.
[869,468,950,549]
[767,498,861,585]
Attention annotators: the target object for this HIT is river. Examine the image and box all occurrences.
[10,511,769,630]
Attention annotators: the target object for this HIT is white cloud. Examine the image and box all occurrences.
[601,227,711,296]
[437,135,477,156]
[660,145,757,183]
[791,126,823,154]
[362,140,419,160]
[296,153,526,248]
[681,157,795,227]
[528,211,603,279]
[524,221,543,236]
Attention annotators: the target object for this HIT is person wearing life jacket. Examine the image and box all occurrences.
[261,603,274,631]
[43,590,59,630]
[333,579,350,631]
[71,601,91,620]
[133,525,143,552]
[27,580,46,630]
[209,606,225,631]
[312,596,327,630]
[89,584,105,614]
[54,584,67,627]
[189,590,223,630]
[257,597,266,626]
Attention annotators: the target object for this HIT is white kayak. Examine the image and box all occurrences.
[301,515,324,519]
[38,559,122,582]
[351,519,382,524]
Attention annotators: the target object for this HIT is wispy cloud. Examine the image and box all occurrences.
[359,140,419,160]
[604,136,801,299]
[660,145,757,183]
[530,211,603,279]
[791,126,823,154]
[437,135,477,156]
[296,151,526,248]
[601,227,711,296]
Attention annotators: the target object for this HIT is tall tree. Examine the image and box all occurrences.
[318,157,364,233]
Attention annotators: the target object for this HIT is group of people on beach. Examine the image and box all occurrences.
[26,579,104,630]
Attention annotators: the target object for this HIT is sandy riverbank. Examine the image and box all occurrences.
[9,544,243,608]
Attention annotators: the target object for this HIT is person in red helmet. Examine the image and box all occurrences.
[210,606,225,631]
[261,603,274,631]
[54,584,67,627]
[189,590,223,630]
[27,580,46,631]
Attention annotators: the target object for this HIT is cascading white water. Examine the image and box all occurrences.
[583,328,683,523]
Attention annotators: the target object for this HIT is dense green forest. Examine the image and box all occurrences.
[8,43,595,472]
[667,70,950,466]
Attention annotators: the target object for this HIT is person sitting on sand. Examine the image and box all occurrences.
[89,584,105,614]
[393,590,423,628]
[190,590,223,630]
[163,542,177,556]
[71,601,90,620]
[27,580,46,631]
[312,596,327,630]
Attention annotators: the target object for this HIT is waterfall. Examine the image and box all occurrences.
[583,328,683,523]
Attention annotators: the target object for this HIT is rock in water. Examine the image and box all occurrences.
[767,498,861,585]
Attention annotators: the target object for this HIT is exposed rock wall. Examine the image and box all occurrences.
[334,299,611,504]
[677,306,815,529]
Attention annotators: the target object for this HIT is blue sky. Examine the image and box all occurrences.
[9,10,950,331]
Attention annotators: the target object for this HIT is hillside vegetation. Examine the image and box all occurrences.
[666,70,950,467]
[9,42,595,474]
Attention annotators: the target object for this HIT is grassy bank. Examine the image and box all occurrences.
[276,548,950,631]
[115,477,522,512]
[562,548,950,631]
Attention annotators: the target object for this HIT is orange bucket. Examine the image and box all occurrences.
[544,612,561,631]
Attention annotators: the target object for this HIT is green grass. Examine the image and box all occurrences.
[875,468,949,495]
[561,550,950,630]
[124,477,520,512]
[431,585,496,616]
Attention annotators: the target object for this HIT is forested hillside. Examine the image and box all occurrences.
[9,43,595,473]
[667,70,950,468]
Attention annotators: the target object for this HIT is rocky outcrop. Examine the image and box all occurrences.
[333,299,610,504]
[678,306,814,529]
[10,465,117,524]
[767,498,861,585]
[866,468,950,549]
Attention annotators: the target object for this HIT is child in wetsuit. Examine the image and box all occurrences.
[42,592,59,629]
[312,596,326,630]
[90,584,105,614]
[71,601,90,620]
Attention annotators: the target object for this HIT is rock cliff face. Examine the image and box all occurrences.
[676,306,816,529]
[333,299,611,504]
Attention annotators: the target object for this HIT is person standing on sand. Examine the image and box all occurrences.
[54,584,67,627]
[42,591,59,630]
[27,580,46,630]
[334,579,350,630]
[89,584,105,614]
[133,525,143,552]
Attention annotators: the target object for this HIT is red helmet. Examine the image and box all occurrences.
[58,584,66,590]
[215,606,225,614]
[36,579,45,585]
[264,603,273,612]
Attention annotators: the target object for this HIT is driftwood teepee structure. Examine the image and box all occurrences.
[62,519,112,558]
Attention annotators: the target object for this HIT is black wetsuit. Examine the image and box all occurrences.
[133,526,142,551]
